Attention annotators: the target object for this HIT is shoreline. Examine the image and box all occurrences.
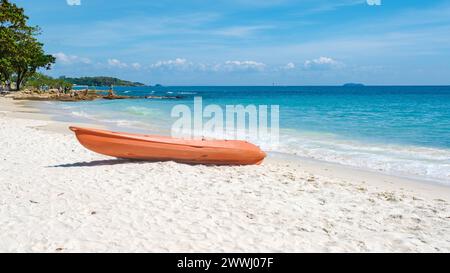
[2,96,450,198]
[1,96,450,252]
[269,152,450,201]
[22,97,450,191]
[25,91,450,186]
[0,97,105,135]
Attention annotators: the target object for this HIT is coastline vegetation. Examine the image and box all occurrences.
[0,1,172,102]
[59,76,146,87]
[0,0,55,91]
[25,73,72,91]
[0,1,148,101]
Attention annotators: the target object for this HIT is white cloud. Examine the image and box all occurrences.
[283,62,296,69]
[222,60,266,71]
[150,58,190,70]
[304,56,342,70]
[147,58,268,73]
[66,0,81,6]
[108,59,128,68]
[131,63,142,70]
[53,52,91,65]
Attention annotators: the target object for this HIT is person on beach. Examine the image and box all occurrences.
[108,84,116,97]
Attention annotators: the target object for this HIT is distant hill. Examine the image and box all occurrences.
[59,76,146,87]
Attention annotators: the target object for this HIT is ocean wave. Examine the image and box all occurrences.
[57,105,75,110]
[71,110,148,129]
[71,111,92,119]
[101,118,144,128]
[125,106,154,116]
[190,126,450,184]
[272,130,450,184]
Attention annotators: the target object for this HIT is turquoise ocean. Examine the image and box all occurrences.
[41,86,450,184]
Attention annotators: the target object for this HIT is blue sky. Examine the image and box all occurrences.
[12,0,450,85]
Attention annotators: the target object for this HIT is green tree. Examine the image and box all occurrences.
[26,72,72,90]
[1,0,27,88]
[11,35,55,90]
[0,0,55,90]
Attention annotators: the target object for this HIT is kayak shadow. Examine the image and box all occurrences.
[48,159,148,168]
[49,158,248,168]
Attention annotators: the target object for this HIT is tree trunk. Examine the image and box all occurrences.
[16,72,24,91]
[15,79,21,91]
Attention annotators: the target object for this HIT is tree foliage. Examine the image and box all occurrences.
[25,72,72,90]
[0,0,55,90]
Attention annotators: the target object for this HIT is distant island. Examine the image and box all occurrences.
[59,76,146,87]
[343,83,365,87]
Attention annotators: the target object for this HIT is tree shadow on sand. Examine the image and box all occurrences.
[48,159,151,168]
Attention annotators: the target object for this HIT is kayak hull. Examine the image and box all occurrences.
[69,126,266,165]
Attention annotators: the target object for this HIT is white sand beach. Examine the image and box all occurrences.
[1,97,450,252]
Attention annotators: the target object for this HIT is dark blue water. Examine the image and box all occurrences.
[49,86,450,183]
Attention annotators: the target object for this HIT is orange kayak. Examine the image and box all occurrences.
[69,126,266,165]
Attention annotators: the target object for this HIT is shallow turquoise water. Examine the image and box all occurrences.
[46,86,450,183]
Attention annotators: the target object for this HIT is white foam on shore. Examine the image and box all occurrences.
[190,125,450,184]
[71,111,91,119]
[271,130,450,185]
[124,106,155,116]
[70,110,151,130]
[144,122,450,185]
